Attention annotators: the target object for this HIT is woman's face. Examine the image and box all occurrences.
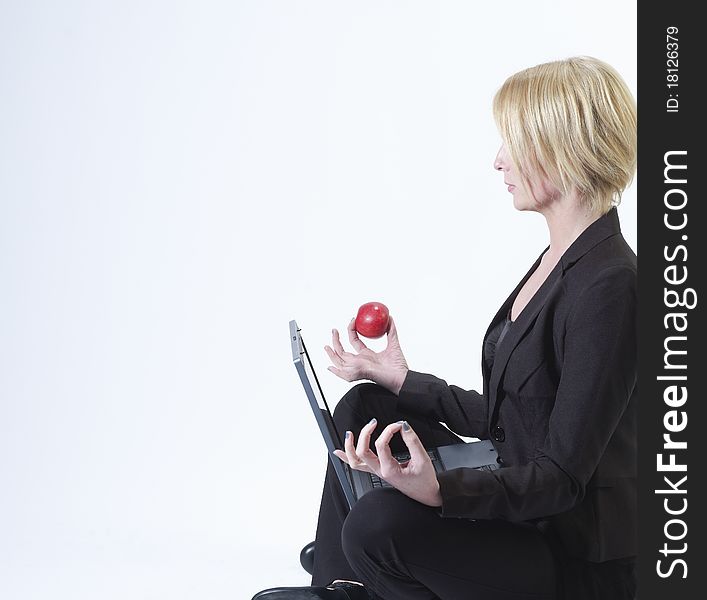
[494,144,560,212]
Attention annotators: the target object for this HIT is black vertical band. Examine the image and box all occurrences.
[637,4,704,598]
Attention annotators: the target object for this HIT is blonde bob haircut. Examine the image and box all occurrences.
[493,56,637,214]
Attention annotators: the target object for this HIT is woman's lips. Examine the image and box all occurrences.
[507,184,515,193]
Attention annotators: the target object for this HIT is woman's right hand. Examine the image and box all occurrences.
[324,315,409,395]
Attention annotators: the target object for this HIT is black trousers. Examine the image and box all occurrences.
[310,383,558,600]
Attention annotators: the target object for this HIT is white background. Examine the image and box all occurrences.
[0,1,637,598]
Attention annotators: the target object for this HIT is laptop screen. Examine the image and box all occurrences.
[290,319,345,450]
[290,319,357,507]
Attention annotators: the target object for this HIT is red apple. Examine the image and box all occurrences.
[354,302,390,339]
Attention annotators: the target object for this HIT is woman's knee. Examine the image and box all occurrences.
[332,382,393,427]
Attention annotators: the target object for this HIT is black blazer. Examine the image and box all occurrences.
[397,208,637,563]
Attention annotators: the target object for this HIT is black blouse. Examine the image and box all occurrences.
[483,312,513,372]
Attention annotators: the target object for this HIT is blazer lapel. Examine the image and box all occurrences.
[481,249,546,398]
[487,259,564,421]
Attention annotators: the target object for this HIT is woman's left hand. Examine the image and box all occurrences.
[333,419,443,508]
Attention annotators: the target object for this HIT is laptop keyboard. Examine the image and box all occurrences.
[475,464,498,472]
[370,451,497,488]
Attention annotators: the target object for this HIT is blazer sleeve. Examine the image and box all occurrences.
[396,370,489,440]
[435,265,637,521]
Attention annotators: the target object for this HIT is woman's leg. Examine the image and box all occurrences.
[311,383,465,586]
[342,488,557,600]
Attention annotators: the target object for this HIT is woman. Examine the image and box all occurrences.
[253,56,637,600]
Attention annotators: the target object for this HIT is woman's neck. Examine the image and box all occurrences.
[541,195,604,261]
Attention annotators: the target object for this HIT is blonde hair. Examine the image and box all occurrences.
[493,56,637,214]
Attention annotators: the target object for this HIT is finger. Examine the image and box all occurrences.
[343,430,362,468]
[343,430,357,463]
[342,430,372,472]
[355,418,378,455]
[333,449,350,464]
[347,317,368,352]
[374,421,404,475]
[356,418,381,471]
[332,329,348,356]
[399,420,429,464]
[324,345,343,367]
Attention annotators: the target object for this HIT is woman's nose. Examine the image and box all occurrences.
[494,145,508,171]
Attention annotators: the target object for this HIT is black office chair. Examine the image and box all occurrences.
[299,541,315,575]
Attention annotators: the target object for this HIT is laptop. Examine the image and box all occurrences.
[290,319,500,509]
